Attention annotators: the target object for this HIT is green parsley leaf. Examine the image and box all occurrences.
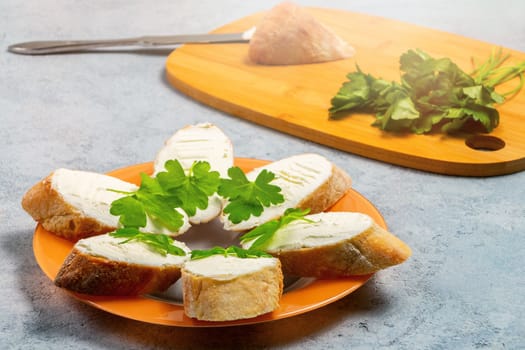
[218,167,284,224]
[110,227,186,256]
[136,190,185,232]
[240,208,313,250]
[109,171,185,232]
[110,195,147,228]
[156,160,220,217]
[190,245,272,260]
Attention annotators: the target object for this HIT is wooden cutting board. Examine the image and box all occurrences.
[165,7,525,177]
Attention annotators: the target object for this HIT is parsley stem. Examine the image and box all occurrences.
[471,48,509,84]
[485,64,525,86]
[471,48,525,92]
[107,188,135,195]
[499,73,524,99]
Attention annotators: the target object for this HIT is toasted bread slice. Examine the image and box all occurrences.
[21,168,190,241]
[153,123,234,224]
[182,255,283,321]
[220,153,352,231]
[242,212,411,277]
[54,234,190,296]
[249,2,355,65]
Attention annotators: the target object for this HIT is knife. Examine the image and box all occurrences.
[7,27,255,55]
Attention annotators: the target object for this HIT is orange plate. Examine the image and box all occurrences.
[165,8,525,176]
[33,158,384,327]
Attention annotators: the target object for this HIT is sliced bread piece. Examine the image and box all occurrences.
[153,123,234,224]
[220,153,352,231]
[242,212,412,277]
[54,233,190,296]
[248,2,355,65]
[21,168,190,241]
[182,255,283,321]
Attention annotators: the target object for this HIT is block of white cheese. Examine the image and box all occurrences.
[242,212,412,277]
[54,233,191,296]
[181,255,283,321]
[153,123,234,224]
[220,153,352,231]
[21,168,190,241]
[248,2,355,65]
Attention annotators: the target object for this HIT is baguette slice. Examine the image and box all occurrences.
[21,168,190,241]
[248,2,355,65]
[54,234,190,296]
[242,212,411,277]
[153,123,234,224]
[221,153,352,231]
[182,255,283,321]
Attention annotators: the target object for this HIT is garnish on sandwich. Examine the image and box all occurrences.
[110,227,186,256]
[217,167,285,224]
[190,245,272,260]
[155,159,221,217]
[109,172,186,232]
[329,48,525,134]
[108,159,284,254]
[240,208,313,250]
[110,160,284,229]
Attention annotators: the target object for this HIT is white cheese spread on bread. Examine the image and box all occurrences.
[75,233,190,266]
[52,168,191,236]
[153,122,233,176]
[153,123,234,224]
[182,255,278,280]
[52,168,137,228]
[244,212,374,251]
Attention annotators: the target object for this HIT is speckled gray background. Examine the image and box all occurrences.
[1,1,524,349]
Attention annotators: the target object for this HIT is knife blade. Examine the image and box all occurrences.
[7,27,255,55]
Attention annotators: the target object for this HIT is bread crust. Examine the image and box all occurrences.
[298,164,352,213]
[21,173,115,241]
[271,223,412,277]
[182,260,283,321]
[54,248,182,296]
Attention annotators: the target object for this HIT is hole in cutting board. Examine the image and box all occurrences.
[465,135,505,151]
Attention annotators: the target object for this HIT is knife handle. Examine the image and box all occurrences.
[7,38,144,55]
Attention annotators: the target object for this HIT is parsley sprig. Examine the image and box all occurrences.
[240,208,313,250]
[156,160,221,217]
[329,48,525,134]
[110,160,284,229]
[109,160,221,231]
[217,167,285,224]
[110,227,186,256]
[109,172,185,232]
[190,245,272,260]
[108,159,284,255]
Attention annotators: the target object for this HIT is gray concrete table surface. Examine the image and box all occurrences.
[1,1,524,349]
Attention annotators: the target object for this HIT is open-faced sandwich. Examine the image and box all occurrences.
[54,233,190,296]
[21,168,190,242]
[220,153,352,231]
[241,210,412,277]
[182,248,283,321]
